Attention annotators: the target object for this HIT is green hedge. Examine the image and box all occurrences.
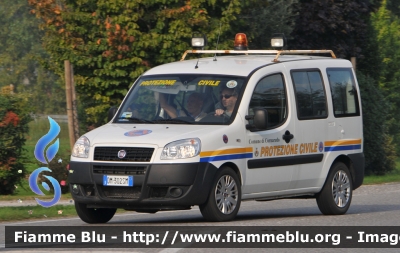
[0,87,32,194]
[358,71,396,175]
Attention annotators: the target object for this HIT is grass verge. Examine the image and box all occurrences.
[0,205,128,222]
[363,162,400,185]
[0,193,72,201]
[0,205,77,222]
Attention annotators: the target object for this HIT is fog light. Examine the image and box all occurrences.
[169,187,183,198]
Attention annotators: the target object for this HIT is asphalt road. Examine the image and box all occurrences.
[1,182,400,253]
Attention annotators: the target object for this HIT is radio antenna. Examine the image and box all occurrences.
[213,2,231,61]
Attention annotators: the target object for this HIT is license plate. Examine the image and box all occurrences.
[103,175,133,186]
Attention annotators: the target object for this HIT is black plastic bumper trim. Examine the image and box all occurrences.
[68,161,218,208]
[348,152,364,189]
[248,154,323,169]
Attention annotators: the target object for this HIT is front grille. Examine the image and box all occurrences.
[93,165,147,175]
[94,147,154,162]
[99,186,141,199]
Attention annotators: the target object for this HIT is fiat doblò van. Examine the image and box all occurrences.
[69,34,364,223]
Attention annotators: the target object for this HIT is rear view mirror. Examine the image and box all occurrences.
[180,84,196,91]
[245,108,268,131]
[254,109,269,130]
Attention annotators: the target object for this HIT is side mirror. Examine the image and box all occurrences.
[246,108,268,131]
[108,106,118,122]
[254,109,269,129]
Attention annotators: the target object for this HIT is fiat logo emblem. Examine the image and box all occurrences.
[117,150,127,159]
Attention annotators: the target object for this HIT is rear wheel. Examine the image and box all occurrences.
[200,167,241,221]
[75,202,117,223]
[316,162,353,215]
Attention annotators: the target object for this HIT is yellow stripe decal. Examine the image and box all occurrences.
[325,139,362,147]
[200,147,253,157]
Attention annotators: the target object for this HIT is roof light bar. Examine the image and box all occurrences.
[180,50,337,62]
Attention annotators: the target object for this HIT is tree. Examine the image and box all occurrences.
[234,0,298,49]
[371,0,400,154]
[290,0,397,174]
[0,0,64,114]
[289,0,370,59]
[28,0,243,126]
[358,72,396,175]
[386,0,400,17]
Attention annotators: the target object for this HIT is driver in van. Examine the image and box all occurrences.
[159,92,207,121]
[215,86,238,117]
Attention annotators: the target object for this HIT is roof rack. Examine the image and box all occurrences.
[180,50,337,62]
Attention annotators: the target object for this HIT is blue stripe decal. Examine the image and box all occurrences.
[324,145,362,152]
[200,153,253,162]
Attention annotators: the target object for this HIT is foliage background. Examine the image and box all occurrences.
[371,0,400,155]
[1,0,400,179]
[358,72,396,174]
[0,0,65,115]
[28,0,245,125]
[0,87,32,194]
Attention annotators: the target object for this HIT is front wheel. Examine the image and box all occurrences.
[75,202,117,223]
[316,162,353,215]
[200,167,241,221]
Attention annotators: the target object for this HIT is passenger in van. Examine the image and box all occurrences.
[215,87,238,117]
[159,94,185,118]
[159,92,207,121]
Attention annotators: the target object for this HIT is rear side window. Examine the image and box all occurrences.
[291,70,328,120]
[327,68,360,117]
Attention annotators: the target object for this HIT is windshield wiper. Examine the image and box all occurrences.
[152,118,194,124]
[117,117,154,124]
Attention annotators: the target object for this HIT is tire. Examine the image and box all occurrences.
[200,167,241,221]
[316,162,353,215]
[75,202,117,223]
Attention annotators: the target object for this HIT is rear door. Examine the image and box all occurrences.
[288,66,328,189]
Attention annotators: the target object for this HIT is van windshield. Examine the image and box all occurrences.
[115,74,246,124]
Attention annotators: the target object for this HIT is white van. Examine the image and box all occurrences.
[69,34,364,223]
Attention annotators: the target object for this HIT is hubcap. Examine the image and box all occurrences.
[215,175,238,214]
[331,170,351,208]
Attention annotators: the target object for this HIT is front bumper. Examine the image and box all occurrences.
[68,161,218,210]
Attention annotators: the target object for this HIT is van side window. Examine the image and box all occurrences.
[291,70,328,120]
[327,68,360,117]
[248,73,287,128]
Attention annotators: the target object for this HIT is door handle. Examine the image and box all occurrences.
[282,130,294,143]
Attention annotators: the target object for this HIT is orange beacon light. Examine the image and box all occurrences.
[234,33,248,51]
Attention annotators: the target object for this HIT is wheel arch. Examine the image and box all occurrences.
[200,162,242,221]
[200,161,243,206]
[219,162,243,186]
[329,155,358,190]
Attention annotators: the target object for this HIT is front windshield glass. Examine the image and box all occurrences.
[115,74,246,124]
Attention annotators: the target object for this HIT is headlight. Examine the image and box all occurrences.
[161,138,201,160]
[72,136,90,158]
